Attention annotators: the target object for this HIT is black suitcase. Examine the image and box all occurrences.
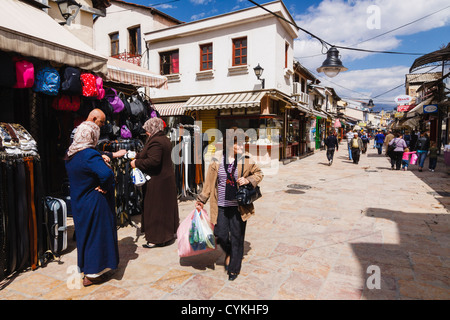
[44,197,68,256]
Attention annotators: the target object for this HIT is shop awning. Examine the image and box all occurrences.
[407,97,433,115]
[153,102,186,116]
[185,91,267,110]
[0,0,107,75]
[106,57,168,89]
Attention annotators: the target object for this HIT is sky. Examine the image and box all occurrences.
[129,0,450,111]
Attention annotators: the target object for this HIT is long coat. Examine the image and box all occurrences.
[65,148,119,275]
[135,131,179,244]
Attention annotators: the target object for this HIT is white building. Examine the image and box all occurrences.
[93,0,181,66]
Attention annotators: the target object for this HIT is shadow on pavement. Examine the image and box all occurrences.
[350,207,450,299]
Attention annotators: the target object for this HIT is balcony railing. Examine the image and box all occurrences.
[292,82,309,105]
[111,52,142,66]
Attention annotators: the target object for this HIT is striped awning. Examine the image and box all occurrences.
[0,0,107,75]
[153,103,186,116]
[107,57,168,89]
[185,91,267,110]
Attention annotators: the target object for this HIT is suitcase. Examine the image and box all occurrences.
[44,197,68,256]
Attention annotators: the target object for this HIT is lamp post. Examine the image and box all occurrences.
[316,47,348,78]
[56,0,82,26]
[253,63,265,89]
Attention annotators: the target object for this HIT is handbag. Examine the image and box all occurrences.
[236,164,261,206]
[410,153,418,165]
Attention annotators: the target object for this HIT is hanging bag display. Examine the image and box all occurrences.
[105,88,124,113]
[33,66,60,96]
[52,95,80,112]
[61,66,82,95]
[0,51,16,87]
[95,75,105,100]
[13,58,34,88]
[80,72,98,98]
[120,125,132,139]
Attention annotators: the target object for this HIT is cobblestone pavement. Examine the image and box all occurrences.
[1,143,449,300]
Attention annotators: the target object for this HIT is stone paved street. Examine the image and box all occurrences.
[1,143,449,300]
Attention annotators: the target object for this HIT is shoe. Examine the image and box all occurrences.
[143,242,158,248]
[431,169,435,172]
[418,168,422,172]
[228,273,238,281]
[83,274,107,287]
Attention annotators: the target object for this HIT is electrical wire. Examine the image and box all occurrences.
[247,0,434,56]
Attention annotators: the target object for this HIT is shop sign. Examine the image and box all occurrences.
[394,112,404,118]
[423,104,438,113]
[397,105,412,112]
[394,95,412,105]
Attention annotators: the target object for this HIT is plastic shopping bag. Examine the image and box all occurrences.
[131,168,147,186]
[177,209,216,257]
[410,153,418,165]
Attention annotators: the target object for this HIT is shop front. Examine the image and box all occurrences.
[0,0,169,279]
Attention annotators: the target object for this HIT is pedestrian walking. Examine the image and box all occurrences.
[388,132,407,170]
[416,132,430,172]
[131,117,179,248]
[384,130,394,156]
[324,130,339,165]
[401,147,416,171]
[65,120,119,287]
[428,141,438,172]
[361,131,369,154]
[346,129,354,160]
[374,130,385,154]
[195,131,263,281]
[350,132,363,164]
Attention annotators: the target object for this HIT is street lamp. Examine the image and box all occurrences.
[316,47,348,78]
[253,63,265,89]
[56,0,82,26]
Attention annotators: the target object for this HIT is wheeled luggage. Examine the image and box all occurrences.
[44,197,68,256]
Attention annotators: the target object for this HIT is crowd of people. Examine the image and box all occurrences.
[64,109,263,286]
[336,128,438,172]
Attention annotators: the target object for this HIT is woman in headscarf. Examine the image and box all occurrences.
[65,120,119,287]
[131,117,179,248]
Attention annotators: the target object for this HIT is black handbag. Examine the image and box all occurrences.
[236,164,261,206]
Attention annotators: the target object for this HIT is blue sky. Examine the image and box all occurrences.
[129,0,450,109]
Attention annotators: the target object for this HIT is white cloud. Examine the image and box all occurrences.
[293,0,450,105]
[189,0,212,5]
[294,0,450,63]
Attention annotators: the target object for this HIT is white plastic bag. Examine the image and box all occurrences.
[131,167,148,186]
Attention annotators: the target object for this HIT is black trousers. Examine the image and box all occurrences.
[351,148,361,163]
[390,151,403,170]
[326,148,335,161]
[215,206,247,275]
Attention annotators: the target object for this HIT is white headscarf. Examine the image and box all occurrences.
[67,121,100,157]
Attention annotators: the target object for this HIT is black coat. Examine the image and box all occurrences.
[324,135,339,150]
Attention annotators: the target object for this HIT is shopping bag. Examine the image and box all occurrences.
[177,209,215,257]
[410,153,418,165]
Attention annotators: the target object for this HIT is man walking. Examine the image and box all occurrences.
[346,129,354,160]
[350,132,363,164]
[374,130,385,155]
[324,130,339,165]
